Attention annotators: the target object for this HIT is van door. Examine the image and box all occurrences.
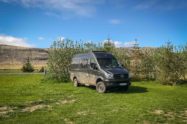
[87,58,99,85]
[78,58,89,85]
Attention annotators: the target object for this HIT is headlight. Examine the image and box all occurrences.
[106,73,113,79]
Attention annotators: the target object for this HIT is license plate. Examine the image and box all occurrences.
[119,83,127,86]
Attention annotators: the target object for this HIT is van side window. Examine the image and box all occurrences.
[81,58,89,69]
[71,58,80,69]
[90,58,96,64]
[90,58,99,70]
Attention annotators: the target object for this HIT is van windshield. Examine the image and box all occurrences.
[97,57,120,68]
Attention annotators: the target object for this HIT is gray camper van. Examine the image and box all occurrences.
[70,51,131,93]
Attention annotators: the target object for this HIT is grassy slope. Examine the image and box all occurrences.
[0,74,187,124]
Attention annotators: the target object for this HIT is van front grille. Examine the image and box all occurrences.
[114,74,128,79]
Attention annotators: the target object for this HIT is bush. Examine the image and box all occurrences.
[47,39,104,82]
[181,44,187,80]
[129,43,143,80]
[113,48,131,71]
[47,39,84,82]
[47,38,186,84]
[39,66,45,72]
[22,57,34,72]
[140,49,156,80]
[103,39,115,52]
[154,42,186,85]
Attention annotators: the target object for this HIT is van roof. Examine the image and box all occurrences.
[93,51,113,58]
[73,51,113,59]
[92,51,106,53]
[73,52,92,59]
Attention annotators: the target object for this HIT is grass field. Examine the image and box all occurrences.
[0,69,44,73]
[0,74,187,124]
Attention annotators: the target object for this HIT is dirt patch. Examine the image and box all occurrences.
[64,118,74,124]
[151,109,187,122]
[151,109,175,120]
[20,98,76,112]
[77,111,88,116]
[77,110,96,116]
[163,111,175,120]
[56,99,76,105]
[151,109,164,115]
[143,120,151,124]
[0,106,13,117]
[0,98,76,118]
[184,110,187,117]
[179,109,187,121]
[22,104,50,112]
[67,95,74,98]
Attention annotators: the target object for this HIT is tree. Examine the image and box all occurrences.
[154,42,185,85]
[84,42,96,51]
[103,38,115,52]
[47,39,84,82]
[47,38,105,82]
[181,44,187,80]
[140,49,156,80]
[112,48,131,71]
[39,66,45,72]
[22,57,34,72]
[130,41,143,80]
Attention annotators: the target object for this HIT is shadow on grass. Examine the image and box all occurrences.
[108,86,148,94]
[82,85,148,94]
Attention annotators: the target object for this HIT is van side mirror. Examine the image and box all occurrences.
[90,63,98,70]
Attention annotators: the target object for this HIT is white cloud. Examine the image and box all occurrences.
[0,0,105,17]
[112,40,136,47]
[114,41,123,47]
[134,0,187,11]
[124,41,138,47]
[38,36,44,41]
[0,35,34,47]
[103,39,123,47]
[55,36,65,41]
[109,19,121,25]
[103,39,139,48]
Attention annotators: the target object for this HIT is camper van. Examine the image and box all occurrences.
[70,51,131,93]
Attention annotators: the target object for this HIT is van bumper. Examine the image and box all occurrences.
[104,80,131,87]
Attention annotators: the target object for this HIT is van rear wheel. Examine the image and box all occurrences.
[96,81,107,93]
[73,78,79,87]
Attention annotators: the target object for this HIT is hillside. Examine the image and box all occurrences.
[0,45,48,70]
[0,44,156,70]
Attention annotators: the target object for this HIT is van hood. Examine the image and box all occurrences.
[102,67,128,74]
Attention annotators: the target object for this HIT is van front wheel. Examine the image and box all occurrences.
[96,81,107,93]
[73,78,79,87]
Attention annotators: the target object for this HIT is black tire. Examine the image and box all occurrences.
[96,81,107,93]
[73,78,79,87]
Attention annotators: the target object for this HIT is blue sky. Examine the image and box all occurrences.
[0,0,187,48]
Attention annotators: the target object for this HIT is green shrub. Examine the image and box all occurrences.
[103,39,115,52]
[47,38,105,82]
[22,57,34,72]
[47,39,84,82]
[47,38,186,84]
[140,49,156,80]
[154,42,186,85]
[39,66,45,72]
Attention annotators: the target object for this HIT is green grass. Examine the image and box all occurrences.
[0,74,187,124]
[0,69,44,73]
[0,69,22,73]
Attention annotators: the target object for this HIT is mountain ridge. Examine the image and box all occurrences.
[0,44,48,69]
